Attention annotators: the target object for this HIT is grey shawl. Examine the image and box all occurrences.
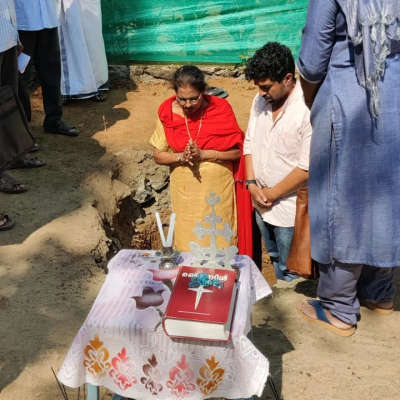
[341,0,400,117]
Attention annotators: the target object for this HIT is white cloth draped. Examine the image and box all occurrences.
[58,0,108,98]
[58,250,272,399]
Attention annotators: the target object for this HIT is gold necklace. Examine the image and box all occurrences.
[184,114,203,144]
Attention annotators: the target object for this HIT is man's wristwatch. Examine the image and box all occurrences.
[245,179,257,190]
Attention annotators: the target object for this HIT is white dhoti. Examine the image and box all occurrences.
[59,0,108,99]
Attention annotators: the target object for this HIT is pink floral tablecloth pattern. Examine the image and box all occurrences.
[58,250,272,399]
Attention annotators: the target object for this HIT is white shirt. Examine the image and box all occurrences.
[243,81,312,227]
[0,0,18,52]
[14,0,58,31]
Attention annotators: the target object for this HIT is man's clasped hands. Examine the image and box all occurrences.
[248,183,279,209]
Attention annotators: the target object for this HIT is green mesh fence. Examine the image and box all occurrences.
[101,0,308,64]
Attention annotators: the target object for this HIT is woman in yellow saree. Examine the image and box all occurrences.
[150,66,252,254]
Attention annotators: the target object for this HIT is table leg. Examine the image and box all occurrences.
[231,398,254,400]
[87,384,99,400]
[267,375,282,400]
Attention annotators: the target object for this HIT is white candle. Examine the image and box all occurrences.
[166,213,176,247]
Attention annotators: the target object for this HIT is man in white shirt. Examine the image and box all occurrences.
[244,42,312,282]
[14,0,79,136]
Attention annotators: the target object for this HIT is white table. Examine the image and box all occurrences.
[58,250,272,399]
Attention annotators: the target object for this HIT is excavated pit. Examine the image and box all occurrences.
[87,148,276,285]
[90,150,172,270]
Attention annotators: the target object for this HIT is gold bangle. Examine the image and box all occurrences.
[214,150,219,160]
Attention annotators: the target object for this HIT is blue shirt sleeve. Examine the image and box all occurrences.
[297,0,339,83]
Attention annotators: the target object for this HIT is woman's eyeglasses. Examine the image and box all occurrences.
[176,94,202,105]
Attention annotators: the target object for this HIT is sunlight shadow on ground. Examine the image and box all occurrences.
[0,88,131,246]
[252,297,295,400]
[0,239,105,394]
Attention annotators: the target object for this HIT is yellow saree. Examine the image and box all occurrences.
[150,118,237,252]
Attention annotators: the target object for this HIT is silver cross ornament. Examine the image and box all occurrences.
[189,192,237,269]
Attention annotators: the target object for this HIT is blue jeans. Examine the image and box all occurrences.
[255,210,298,282]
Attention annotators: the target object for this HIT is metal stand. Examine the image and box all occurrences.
[86,384,99,400]
[86,385,125,400]
[267,375,282,400]
[231,397,255,400]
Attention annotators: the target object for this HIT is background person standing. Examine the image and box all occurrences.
[58,0,109,102]
[0,0,19,230]
[14,0,79,136]
[0,0,42,229]
[297,0,400,336]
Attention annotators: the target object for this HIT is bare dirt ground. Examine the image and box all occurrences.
[1,77,400,400]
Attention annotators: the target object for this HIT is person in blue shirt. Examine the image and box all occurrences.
[297,0,400,336]
[14,0,79,136]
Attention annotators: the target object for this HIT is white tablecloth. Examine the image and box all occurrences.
[58,250,272,399]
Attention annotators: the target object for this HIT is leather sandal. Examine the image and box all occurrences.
[8,156,46,169]
[359,299,394,315]
[298,300,356,337]
[0,214,14,231]
[29,142,40,153]
[0,172,27,194]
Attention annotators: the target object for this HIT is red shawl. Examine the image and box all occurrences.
[158,95,253,257]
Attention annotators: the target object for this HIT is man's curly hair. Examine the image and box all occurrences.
[245,42,295,82]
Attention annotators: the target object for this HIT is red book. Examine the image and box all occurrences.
[163,266,238,342]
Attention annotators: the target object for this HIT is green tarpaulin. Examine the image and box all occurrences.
[101,0,308,64]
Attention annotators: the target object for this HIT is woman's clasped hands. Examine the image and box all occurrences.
[182,139,202,166]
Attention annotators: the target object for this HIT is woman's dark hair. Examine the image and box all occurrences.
[245,42,295,82]
[172,65,207,92]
